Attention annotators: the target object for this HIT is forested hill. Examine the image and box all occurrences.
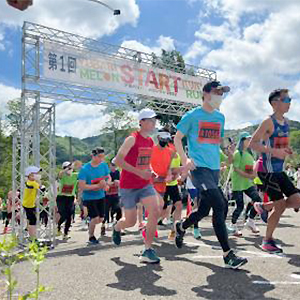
[56,120,300,164]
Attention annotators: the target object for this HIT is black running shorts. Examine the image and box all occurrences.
[85,199,105,219]
[258,172,298,201]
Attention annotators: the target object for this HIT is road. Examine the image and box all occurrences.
[3,210,300,300]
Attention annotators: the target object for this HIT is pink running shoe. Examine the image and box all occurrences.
[261,239,283,253]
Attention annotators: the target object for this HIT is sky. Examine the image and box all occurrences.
[0,0,300,138]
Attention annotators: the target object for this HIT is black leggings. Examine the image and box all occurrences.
[231,186,262,224]
[104,196,122,224]
[57,195,74,235]
[182,188,230,252]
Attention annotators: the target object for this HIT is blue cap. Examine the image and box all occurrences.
[238,131,251,141]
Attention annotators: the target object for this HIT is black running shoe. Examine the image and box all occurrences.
[175,221,185,248]
[88,236,99,245]
[224,250,248,269]
[112,224,121,245]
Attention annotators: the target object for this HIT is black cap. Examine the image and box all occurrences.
[203,81,230,93]
[92,147,105,156]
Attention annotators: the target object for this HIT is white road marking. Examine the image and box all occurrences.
[186,241,283,259]
[290,274,300,279]
[253,281,300,285]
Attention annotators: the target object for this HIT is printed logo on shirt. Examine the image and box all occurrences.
[274,136,289,149]
[136,147,152,170]
[61,184,74,194]
[198,122,221,144]
[245,165,253,174]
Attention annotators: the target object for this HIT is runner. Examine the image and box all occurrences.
[78,147,110,245]
[112,108,161,264]
[249,88,300,253]
[228,132,262,236]
[102,161,122,236]
[164,137,183,240]
[22,166,41,240]
[173,80,248,269]
[56,161,78,240]
[3,190,20,234]
[150,130,174,227]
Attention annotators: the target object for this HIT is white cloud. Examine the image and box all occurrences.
[186,1,300,128]
[0,0,140,38]
[184,40,208,63]
[121,35,176,56]
[195,22,240,43]
[55,101,110,138]
[0,83,20,115]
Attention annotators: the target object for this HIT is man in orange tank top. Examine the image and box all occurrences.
[112,108,161,264]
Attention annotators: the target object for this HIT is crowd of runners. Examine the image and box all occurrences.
[1,81,300,270]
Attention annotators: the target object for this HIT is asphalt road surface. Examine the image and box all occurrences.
[2,209,300,300]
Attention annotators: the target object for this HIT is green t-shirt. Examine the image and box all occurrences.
[231,150,254,191]
[58,172,78,197]
[220,149,227,164]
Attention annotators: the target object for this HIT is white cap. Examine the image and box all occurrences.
[138,108,157,121]
[158,131,171,139]
[25,166,41,176]
[62,161,72,169]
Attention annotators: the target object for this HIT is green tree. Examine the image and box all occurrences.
[101,107,138,156]
[0,127,12,198]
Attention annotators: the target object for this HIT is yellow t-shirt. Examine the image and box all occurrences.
[167,153,181,186]
[23,180,39,208]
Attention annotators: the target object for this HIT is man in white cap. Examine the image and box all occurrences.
[112,108,161,264]
[22,166,41,240]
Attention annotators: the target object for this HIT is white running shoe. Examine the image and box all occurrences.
[245,218,260,234]
[229,223,242,237]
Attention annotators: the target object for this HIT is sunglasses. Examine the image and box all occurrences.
[281,97,292,103]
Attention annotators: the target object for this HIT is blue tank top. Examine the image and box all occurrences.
[262,115,289,173]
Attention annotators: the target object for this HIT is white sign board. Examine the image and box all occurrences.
[43,41,209,104]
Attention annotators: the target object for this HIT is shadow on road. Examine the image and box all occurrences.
[174,256,278,300]
[107,257,177,297]
[191,261,278,300]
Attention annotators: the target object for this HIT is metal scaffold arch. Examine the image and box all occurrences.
[13,21,217,246]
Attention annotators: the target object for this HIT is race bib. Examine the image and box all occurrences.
[136,147,152,170]
[245,165,253,174]
[61,184,74,194]
[198,122,221,144]
[274,137,289,149]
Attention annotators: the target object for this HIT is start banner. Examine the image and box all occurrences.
[43,41,209,105]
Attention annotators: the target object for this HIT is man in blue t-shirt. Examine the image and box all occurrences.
[78,147,110,244]
[174,80,248,269]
